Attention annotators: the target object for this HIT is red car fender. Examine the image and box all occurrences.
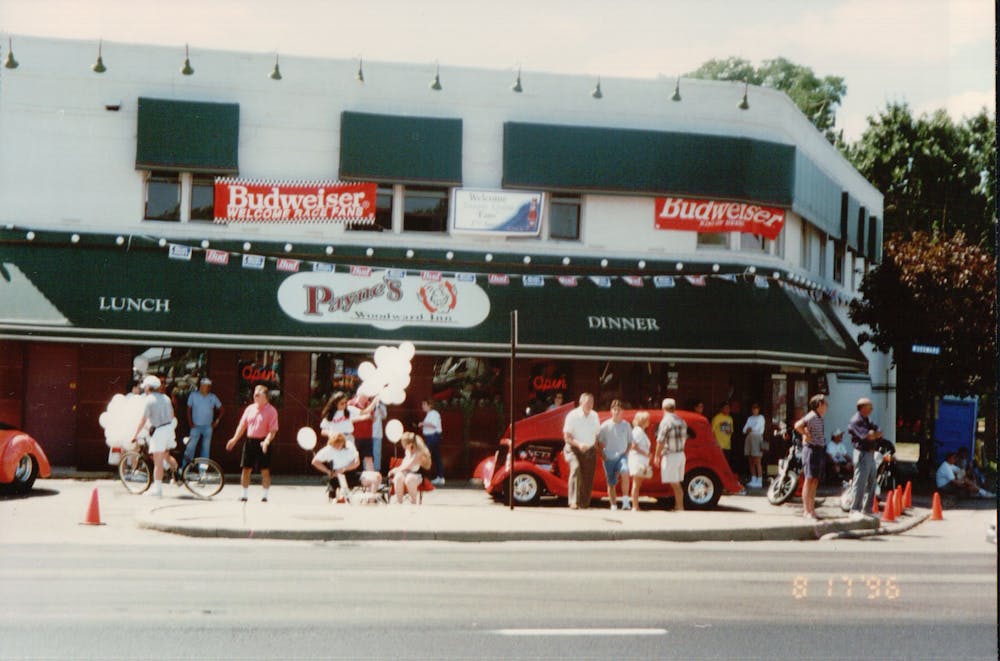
[0,430,52,483]
[488,457,568,498]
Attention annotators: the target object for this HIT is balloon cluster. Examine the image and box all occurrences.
[296,342,415,451]
[356,341,415,405]
[99,392,175,449]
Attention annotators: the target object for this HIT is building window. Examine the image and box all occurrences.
[697,232,729,249]
[833,241,845,284]
[818,234,828,278]
[549,196,581,240]
[348,185,393,232]
[740,233,765,252]
[800,224,812,270]
[145,172,181,221]
[190,175,216,222]
[403,186,449,232]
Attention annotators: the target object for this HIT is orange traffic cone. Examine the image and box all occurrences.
[871,495,880,514]
[882,491,896,522]
[894,486,904,515]
[930,492,944,520]
[903,481,913,509]
[81,487,105,526]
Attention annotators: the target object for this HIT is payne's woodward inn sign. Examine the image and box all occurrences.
[214,179,377,223]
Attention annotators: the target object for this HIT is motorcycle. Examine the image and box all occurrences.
[839,440,896,512]
[767,434,803,505]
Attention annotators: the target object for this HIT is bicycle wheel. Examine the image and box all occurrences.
[118,451,152,494]
[182,458,225,499]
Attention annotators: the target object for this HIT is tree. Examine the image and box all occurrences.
[849,231,996,471]
[848,103,996,253]
[686,56,847,141]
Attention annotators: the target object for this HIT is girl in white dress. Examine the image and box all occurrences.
[627,411,653,512]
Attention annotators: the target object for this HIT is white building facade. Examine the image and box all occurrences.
[0,36,891,475]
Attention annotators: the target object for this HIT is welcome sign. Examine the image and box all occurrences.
[214,179,377,223]
[451,188,543,236]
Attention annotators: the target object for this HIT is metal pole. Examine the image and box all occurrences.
[509,309,517,510]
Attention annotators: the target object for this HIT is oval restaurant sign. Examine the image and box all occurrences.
[277,268,490,331]
[654,196,785,240]
[213,179,377,223]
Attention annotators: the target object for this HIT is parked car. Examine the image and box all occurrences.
[0,423,52,493]
[479,404,742,509]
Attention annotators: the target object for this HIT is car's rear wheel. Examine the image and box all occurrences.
[508,472,542,505]
[684,468,722,510]
[8,454,38,493]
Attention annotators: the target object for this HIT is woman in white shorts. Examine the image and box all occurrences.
[131,375,178,497]
[627,411,653,512]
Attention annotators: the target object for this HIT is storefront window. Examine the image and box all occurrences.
[310,353,363,409]
[432,356,504,409]
[132,347,208,403]
[525,360,571,415]
[238,351,283,407]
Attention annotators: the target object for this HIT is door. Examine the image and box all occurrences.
[23,343,79,466]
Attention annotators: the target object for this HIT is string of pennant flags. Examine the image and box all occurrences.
[163,240,854,307]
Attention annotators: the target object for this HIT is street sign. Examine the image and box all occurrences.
[911,344,941,355]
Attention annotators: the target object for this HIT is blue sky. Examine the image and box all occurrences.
[1,0,994,141]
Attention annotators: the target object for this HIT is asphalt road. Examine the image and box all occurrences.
[1,480,996,659]
[0,538,995,659]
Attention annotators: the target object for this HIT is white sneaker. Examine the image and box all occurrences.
[431,477,445,486]
[609,501,617,510]
[849,511,867,521]
[621,499,631,510]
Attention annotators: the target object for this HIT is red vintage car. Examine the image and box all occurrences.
[480,405,742,509]
[0,423,52,493]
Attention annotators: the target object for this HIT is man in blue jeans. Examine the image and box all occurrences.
[183,378,223,471]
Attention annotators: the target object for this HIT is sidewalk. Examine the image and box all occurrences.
[132,481,931,543]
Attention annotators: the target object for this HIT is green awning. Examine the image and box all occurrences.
[136,98,240,173]
[793,152,842,240]
[1,235,866,372]
[339,111,462,184]
[502,122,795,205]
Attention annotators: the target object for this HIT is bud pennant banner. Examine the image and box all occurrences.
[655,197,785,240]
[242,254,265,270]
[214,179,377,224]
[276,258,301,273]
[653,275,676,288]
[168,244,192,261]
[622,276,644,287]
[557,276,578,287]
[488,274,510,285]
[205,249,229,265]
[312,262,335,272]
[523,275,544,287]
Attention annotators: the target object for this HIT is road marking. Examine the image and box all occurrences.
[494,628,667,636]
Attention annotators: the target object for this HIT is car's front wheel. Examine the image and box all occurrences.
[8,454,38,493]
[684,468,722,510]
[508,471,542,505]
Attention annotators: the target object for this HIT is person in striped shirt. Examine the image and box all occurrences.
[794,394,829,521]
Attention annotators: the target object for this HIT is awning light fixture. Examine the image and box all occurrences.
[181,44,194,76]
[92,39,107,73]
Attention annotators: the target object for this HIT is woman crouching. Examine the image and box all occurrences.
[311,432,381,502]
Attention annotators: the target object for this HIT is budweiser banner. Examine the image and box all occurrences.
[214,179,377,223]
[654,196,785,240]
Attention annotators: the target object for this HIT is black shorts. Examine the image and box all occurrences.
[354,437,373,459]
[802,444,826,480]
[241,437,272,471]
[327,470,361,492]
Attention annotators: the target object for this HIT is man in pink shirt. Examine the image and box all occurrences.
[226,385,279,502]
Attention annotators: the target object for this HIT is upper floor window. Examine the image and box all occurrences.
[190,175,215,222]
[403,187,449,232]
[145,172,181,221]
[347,186,393,232]
[833,241,845,284]
[740,233,765,252]
[800,224,812,270]
[549,196,580,240]
[818,234,828,278]
[697,232,729,249]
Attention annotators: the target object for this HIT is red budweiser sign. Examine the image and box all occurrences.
[654,197,785,240]
[214,179,377,223]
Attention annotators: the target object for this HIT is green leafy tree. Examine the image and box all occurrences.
[849,231,996,470]
[848,103,996,252]
[686,56,847,140]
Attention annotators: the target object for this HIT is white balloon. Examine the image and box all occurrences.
[358,380,381,398]
[358,361,378,383]
[385,419,404,443]
[110,393,126,407]
[399,341,415,360]
[373,346,392,368]
[98,412,110,429]
[380,385,406,406]
[296,427,318,451]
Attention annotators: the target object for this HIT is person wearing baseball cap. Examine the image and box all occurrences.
[846,397,886,519]
[183,377,224,473]
[132,374,178,497]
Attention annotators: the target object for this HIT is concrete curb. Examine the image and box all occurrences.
[819,508,932,540]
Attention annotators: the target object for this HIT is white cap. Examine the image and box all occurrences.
[141,375,161,390]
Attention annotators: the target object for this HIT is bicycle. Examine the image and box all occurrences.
[118,438,225,499]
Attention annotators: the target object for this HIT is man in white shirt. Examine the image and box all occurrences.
[936,452,979,498]
[562,392,601,509]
